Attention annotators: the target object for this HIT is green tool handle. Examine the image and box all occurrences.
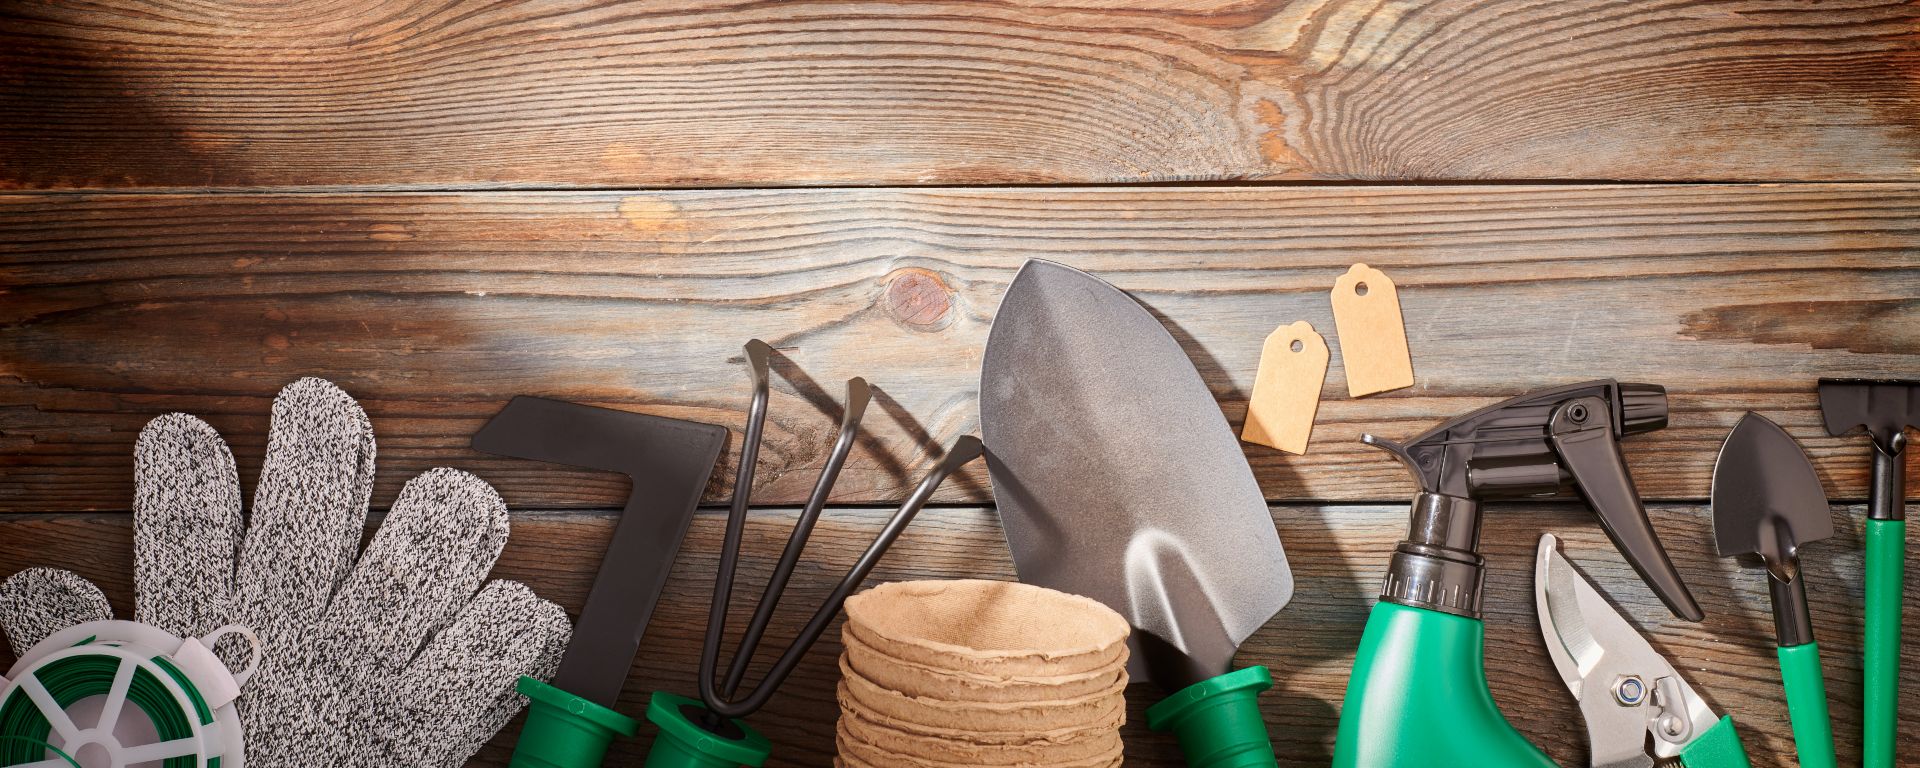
[509,676,640,768]
[1865,517,1904,768]
[641,691,771,768]
[1678,715,1752,768]
[1145,665,1277,768]
[1777,643,1836,768]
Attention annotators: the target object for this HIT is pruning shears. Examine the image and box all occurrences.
[1536,534,1752,768]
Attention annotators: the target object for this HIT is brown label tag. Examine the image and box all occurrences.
[1241,320,1329,455]
[1331,264,1413,397]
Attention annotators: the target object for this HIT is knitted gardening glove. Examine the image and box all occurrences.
[1,377,571,767]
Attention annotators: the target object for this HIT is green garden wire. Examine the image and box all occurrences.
[0,651,210,768]
[0,737,76,768]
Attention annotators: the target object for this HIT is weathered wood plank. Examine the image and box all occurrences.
[2,0,1916,188]
[0,504,1910,766]
[3,185,1917,510]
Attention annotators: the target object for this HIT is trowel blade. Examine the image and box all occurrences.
[979,259,1292,690]
[1711,412,1833,562]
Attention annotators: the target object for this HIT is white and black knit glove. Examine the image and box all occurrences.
[0,377,572,767]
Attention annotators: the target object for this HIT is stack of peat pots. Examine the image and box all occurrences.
[836,579,1131,767]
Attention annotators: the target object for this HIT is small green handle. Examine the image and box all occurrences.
[509,676,640,768]
[1145,665,1277,768]
[1678,715,1751,768]
[1777,643,1836,768]
[1865,518,1904,768]
[641,691,771,768]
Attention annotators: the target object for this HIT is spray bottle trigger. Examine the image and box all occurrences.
[1548,398,1704,622]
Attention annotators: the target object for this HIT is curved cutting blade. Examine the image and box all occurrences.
[1711,412,1833,569]
[979,260,1292,690]
[1536,534,1718,768]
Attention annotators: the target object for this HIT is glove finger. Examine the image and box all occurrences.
[379,580,571,768]
[133,413,242,640]
[231,377,375,660]
[0,568,112,656]
[239,464,500,762]
[318,467,509,681]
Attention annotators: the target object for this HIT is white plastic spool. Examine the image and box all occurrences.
[0,621,257,768]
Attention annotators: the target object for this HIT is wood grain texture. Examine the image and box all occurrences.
[0,503,1912,767]
[4,184,1917,510]
[2,0,1917,188]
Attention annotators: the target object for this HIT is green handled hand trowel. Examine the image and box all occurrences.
[1817,378,1917,768]
[980,260,1294,768]
[1711,411,1838,768]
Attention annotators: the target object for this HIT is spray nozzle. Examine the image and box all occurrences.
[1363,380,1702,622]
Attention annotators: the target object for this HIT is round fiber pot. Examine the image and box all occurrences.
[843,631,1127,704]
[837,729,1123,768]
[838,701,1122,765]
[836,681,1126,745]
[839,660,1126,733]
[842,580,1129,678]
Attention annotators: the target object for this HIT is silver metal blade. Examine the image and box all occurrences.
[979,260,1292,689]
[1537,534,1601,699]
[1536,534,1718,767]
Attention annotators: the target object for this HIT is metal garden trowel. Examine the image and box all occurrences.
[1711,412,1837,768]
[1817,378,1918,768]
[980,259,1293,768]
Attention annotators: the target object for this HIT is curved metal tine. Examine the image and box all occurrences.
[698,339,773,710]
[720,376,871,696]
[703,435,984,719]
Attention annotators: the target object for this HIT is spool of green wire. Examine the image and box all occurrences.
[0,647,213,768]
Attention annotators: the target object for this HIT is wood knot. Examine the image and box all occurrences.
[884,269,954,331]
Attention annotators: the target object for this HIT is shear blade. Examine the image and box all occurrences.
[1536,534,1712,768]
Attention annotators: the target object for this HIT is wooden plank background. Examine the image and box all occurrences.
[2,0,1918,188]
[4,1,1919,766]
[3,186,1916,512]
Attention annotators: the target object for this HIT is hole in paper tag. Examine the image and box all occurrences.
[1241,321,1328,455]
[1332,264,1413,397]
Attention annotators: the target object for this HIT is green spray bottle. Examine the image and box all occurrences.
[1332,381,1706,767]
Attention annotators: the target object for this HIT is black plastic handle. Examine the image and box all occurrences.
[1550,397,1703,622]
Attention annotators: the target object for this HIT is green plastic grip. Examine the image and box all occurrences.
[1678,715,1751,768]
[509,676,640,768]
[641,691,771,768]
[1777,642,1836,768]
[1145,665,1277,768]
[1864,518,1904,768]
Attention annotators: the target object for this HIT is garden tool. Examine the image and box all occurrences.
[1535,534,1751,768]
[470,396,728,768]
[0,377,572,768]
[1332,380,1700,768]
[979,259,1294,768]
[643,339,983,768]
[1711,411,1836,768]
[1817,377,1917,768]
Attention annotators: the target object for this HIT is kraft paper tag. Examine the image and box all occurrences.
[1331,264,1413,397]
[1241,321,1329,454]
